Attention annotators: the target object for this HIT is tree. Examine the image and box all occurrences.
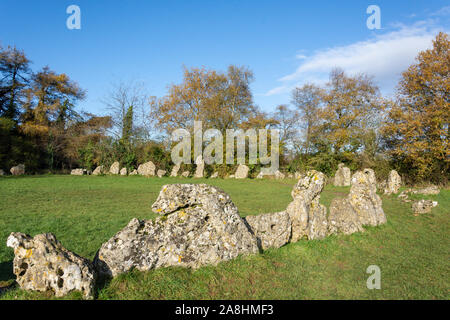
[151,65,256,134]
[313,68,383,160]
[291,83,323,154]
[0,45,31,120]
[382,32,449,183]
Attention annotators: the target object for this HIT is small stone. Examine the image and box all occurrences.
[234,164,249,179]
[10,164,25,176]
[193,155,204,178]
[120,167,127,176]
[333,163,351,186]
[210,172,218,178]
[384,170,401,194]
[181,171,190,177]
[92,165,105,175]
[412,200,438,214]
[170,164,180,177]
[157,169,166,178]
[109,162,120,175]
[70,168,84,176]
[129,169,138,175]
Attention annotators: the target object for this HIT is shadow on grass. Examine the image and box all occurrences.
[0,260,14,282]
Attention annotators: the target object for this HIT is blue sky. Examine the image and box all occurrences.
[1,0,449,115]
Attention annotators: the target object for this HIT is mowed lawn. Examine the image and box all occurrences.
[0,175,448,300]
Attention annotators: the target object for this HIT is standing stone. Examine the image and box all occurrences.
[328,198,365,235]
[157,169,166,178]
[94,184,259,278]
[286,170,328,241]
[71,168,84,176]
[210,172,218,178]
[92,165,104,175]
[170,164,180,177]
[412,200,438,214]
[7,232,95,299]
[10,164,25,176]
[194,155,204,178]
[109,161,120,175]
[0,169,5,176]
[234,164,249,179]
[244,211,291,250]
[137,161,156,176]
[120,167,127,176]
[129,169,138,175]
[333,163,351,186]
[256,171,264,179]
[181,171,190,177]
[384,170,401,194]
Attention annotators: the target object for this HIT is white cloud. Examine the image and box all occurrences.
[265,20,448,97]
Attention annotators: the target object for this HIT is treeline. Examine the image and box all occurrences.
[0,32,448,184]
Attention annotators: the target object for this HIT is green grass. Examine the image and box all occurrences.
[0,175,448,299]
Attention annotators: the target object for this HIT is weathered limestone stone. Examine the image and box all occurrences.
[193,155,204,178]
[10,164,25,176]
[6,232,95,299]
[157,169,166,178]
[129,169,138,175]
[0,169,5,176]
[274,170,285,180]
[71,168,84,176]
[328,198,365,235]
[348,169,386,226]
[94,184,259,278]
[333,163,351,186]
[120,167,127,176]
[234,164,249,179]
[384,170,401,194]
[170,164,180,177]
[412,200,438,214]
[137,161,156,176]
[286,170,328,241]
[109,161,120,175]
[244,211,291,250]
[92,165,104,175]
[413,185,440,195]
[210,172,218,178]
[229,174,235,179]
[256,171,264,179]
[328,169,386,236]
[181,171,190,177]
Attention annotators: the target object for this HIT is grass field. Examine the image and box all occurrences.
[0,175,448,300]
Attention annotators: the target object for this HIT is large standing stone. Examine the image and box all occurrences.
[6,232,95,299]
[244,211,291,250]
[333,163,351,186]
[94,184,259,278]
[193,155,204,178]
[170,164,180,177]
[286,170,328,241]
[234,164,249,179]
[384,170,401,194]
[109,161,120,175]
[71,168,85,176]
[137,161,156,176]
[348,169,386,226]
[120,167,127,176]
[92,165,104,175]
[10,164,25,176]
[157,169,166,178]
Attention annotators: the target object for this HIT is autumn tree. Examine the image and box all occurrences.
[382,32,449,183]
[151,65,256,134]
